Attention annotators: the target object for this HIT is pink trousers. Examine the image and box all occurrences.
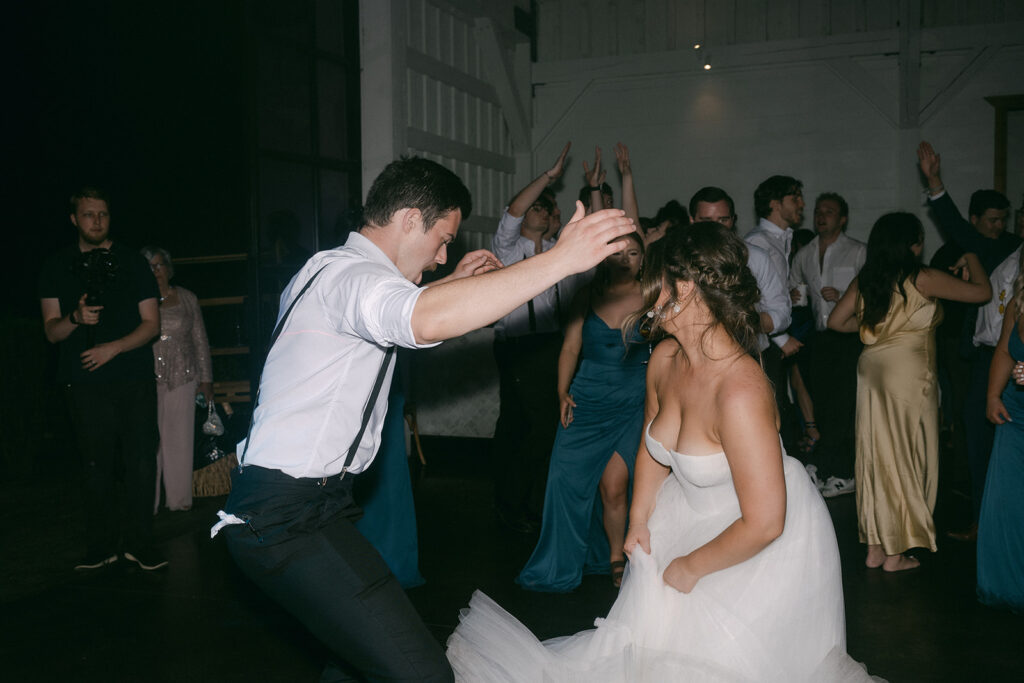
[155,380,198,512]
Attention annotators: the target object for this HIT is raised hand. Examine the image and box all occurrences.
[582,146,605,188]
[549,202,634,274]
[545,142,571,184]
[614,142,632,177]
[917,141,942,187]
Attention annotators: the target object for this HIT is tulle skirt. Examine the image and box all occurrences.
[448,456,883,682]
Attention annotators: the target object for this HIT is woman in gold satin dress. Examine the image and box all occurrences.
[829,213,990,572]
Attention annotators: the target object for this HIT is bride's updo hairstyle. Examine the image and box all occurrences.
[629,221,762,359]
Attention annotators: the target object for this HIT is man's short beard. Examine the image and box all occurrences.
[81,231,110,246]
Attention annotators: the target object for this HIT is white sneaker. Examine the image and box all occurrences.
[74,554,118,571]
[805,464,824,491]
[821,476,855,498]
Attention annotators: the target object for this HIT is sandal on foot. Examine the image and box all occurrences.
[610,560,626,588]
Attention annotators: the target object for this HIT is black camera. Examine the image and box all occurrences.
[73,248,120,306]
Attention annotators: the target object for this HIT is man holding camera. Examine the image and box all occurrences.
[38,187,165,571]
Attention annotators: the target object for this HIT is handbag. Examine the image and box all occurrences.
[194,401,247,471]
[202,402,225,436]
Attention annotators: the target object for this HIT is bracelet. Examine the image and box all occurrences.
[925,184,944,196]
[587,185,601,192]
[69,311,80,325]
[804,421,817,429]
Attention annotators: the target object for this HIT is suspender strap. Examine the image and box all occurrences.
[238,263,399,478]
[239,264,329,466]
[340,346,396,480]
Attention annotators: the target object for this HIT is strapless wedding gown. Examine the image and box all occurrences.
[447,425,882,682]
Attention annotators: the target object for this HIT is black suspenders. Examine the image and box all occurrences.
[239,263,396,478]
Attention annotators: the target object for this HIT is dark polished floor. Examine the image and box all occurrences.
[1,436,1019,682]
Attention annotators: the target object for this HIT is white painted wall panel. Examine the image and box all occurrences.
[537,0,1024,60]
[533,45,1023,259]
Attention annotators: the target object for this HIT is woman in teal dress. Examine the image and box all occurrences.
[979,254,1024,612]
[517,231,649,592]
[354,366,425,589]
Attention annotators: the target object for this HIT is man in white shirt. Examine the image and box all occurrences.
[974,246,1022,348]
[789,193,866,497]
[490,143,584,533]
[747,175,805,357]
[688,187,792,357]
[745,175,805,447]
[215,157,634,682]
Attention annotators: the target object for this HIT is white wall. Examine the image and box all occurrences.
[534,44,1024,258]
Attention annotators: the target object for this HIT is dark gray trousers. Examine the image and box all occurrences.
[222,465,452,682]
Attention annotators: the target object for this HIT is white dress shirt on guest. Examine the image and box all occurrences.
[237,231,439,480]
[746,218,794,348]
[975,245,1022,347]
[746,243,792,352]
[491,208,576,339]
[790,233,867,332]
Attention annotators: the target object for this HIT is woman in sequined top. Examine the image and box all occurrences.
[142,246,213,512]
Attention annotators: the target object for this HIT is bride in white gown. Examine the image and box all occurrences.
[447,222,882,682]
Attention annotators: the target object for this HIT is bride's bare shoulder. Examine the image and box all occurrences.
[715,355,775,414]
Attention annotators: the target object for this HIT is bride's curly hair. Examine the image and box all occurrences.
[625,221,762,359]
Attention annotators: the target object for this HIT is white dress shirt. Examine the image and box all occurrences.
[789,233,867,331]
[746,218,794,348]
[237,231,439,479]
[491,208,563,339]
[746,243,792,352]
[975,246,1022,347]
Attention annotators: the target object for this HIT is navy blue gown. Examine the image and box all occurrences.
[516,312,649,592]
[977,325,1024,612]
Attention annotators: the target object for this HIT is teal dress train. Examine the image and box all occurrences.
[516,312,649,592]
[977,325,1024,612]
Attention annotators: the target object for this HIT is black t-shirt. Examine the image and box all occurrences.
[37,241,159,384]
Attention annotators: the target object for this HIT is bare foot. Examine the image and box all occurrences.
[865,544,885,569]
[882,554,920,573]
